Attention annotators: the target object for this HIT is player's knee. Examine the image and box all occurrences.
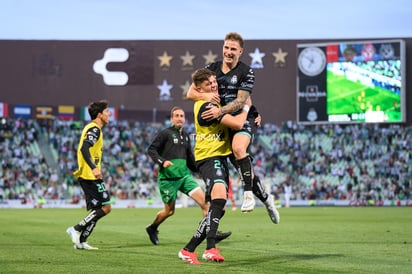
[232,144,246,159]
[166,209,175,217]
[201,203,209,211]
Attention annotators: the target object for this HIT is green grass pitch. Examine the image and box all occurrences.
[1,207,411,273]
[326,70,401,122]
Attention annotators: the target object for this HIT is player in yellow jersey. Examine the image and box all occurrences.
[66,100,112,250]
[145,106,232,246]
[178,68,251,264]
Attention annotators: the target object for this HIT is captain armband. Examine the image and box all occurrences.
[243,105,250,113]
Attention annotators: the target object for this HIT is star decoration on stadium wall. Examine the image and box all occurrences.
[272,48,288,67]
[180,51,195,66]
[157,79,173,101]
[180,80,191,99]
[249,48,265,69]
[158,51,173,68]
[203,50,218,65]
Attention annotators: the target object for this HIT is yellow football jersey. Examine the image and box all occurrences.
[193,100,232,161]
[73,122,103,179]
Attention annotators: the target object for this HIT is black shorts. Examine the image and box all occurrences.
[79,178,111,210]
[229,116,257,141]
[228,116,257,157]
[196,156,229,202]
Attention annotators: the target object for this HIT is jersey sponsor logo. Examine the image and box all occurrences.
[194,133,224,141]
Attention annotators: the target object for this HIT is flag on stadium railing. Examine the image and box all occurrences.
[80,107,89,121]
[58,105,74,120]
[14,104,31,118]
[109,107,118,121]
[0,102,8,118]
[36,106,53,119]
[81,106,118,121]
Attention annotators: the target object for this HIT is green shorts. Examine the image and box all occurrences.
[158,175,200,203]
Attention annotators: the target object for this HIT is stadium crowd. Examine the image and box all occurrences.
[0,117,411,206]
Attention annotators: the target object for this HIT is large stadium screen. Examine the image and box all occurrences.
[297,40,406,124]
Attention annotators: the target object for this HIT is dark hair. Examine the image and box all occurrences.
[191,68,215,87]
[88,100,108,120]
[225,32,244,48]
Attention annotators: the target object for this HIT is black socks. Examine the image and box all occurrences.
[236,156,253,191]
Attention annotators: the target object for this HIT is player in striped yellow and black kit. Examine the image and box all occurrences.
[66,100,112,250]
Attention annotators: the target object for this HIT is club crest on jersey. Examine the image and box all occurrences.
[172,134,178,144]
[230,75,238,85]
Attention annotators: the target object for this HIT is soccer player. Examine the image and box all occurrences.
[187,33,280,223]
[186,32,257,212]
[66,100,112,250]
[179,68,252,264]
[145,106,231,245]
